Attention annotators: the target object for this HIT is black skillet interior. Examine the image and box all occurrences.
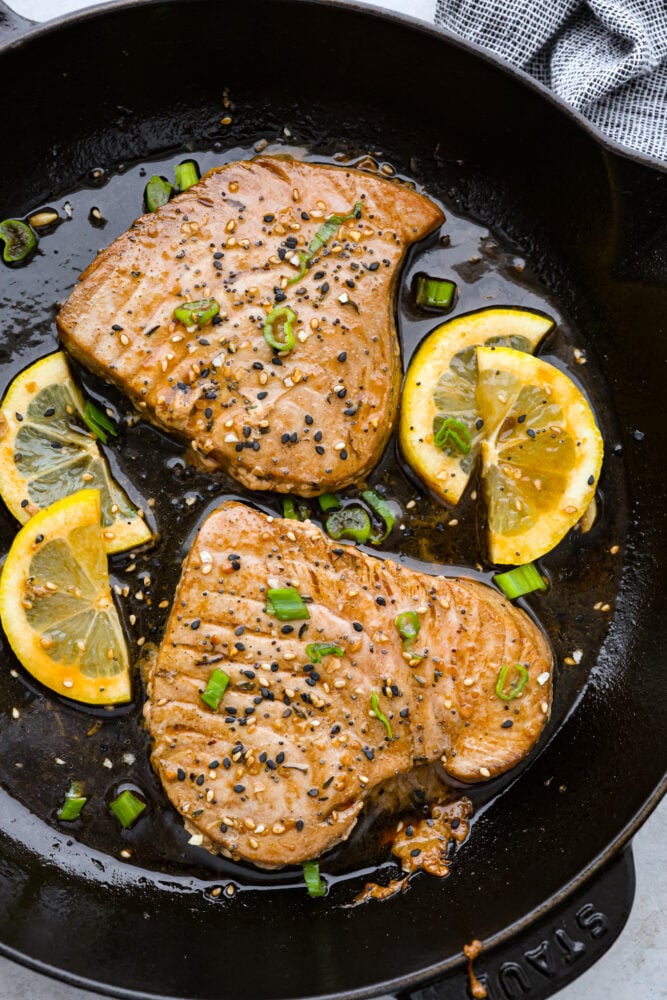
[0,1,666,998]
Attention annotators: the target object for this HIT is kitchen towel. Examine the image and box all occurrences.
[434,0,667,160]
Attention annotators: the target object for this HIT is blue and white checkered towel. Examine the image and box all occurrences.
[435,0,667,161]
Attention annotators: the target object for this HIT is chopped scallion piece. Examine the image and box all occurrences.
[265,587,310,621]
[308,202,362,259]
[325,507,371,544]
[282,498,299,520]
[83,400,118,444]
[318,492,341,513]
[144,175,173,212]
[302,860,326,898]
[285,202,362,286]
[306,641,344,663]
[174,297,220,327]
[110,789,146,829]
[0,219,37,264]
[57,781,87,822]
[495,662,529,701]
[201,667,231,711]
[494,563,547,599]
[263,305,296,353]
[395,611,420,644]
[370,691,393,740]
[361,488,397,543]
[286,251,309,286]
[433,416,472,455]
[415,274,457,311]
[174,160,200,192]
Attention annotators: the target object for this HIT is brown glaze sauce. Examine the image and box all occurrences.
[0,142,626,898]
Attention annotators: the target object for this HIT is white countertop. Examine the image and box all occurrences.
[1,0,665,997]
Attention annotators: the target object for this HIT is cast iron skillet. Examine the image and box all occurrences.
[0,1,665,998]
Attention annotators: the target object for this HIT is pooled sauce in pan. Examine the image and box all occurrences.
[0,143,625,897]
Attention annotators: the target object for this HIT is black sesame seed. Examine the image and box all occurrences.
[307,788,319,797]
[191,619,201,630]
[305,414,313,425]
[352,621,363,632]
[177,768,186,781]
[337,351,347,363]
[257,391,268,400]
[233,784,245,793]
[296,819,304,831]
[316,445,325,455]
[410,848,421,857]
[501,719,513,729]
[276,751,285,764]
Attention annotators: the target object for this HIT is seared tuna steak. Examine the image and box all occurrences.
[58,158,443,495]
[144,503,553,868]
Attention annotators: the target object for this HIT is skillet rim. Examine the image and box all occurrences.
[0,0,666,175]
[0,1,664,998]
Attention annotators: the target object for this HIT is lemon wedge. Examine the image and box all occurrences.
[400,307,554,504]
[476,347,603,565]
[0,489,131,704]
[0,352,152,554]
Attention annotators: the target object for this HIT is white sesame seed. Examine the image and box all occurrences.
[479,767,491,778]
[537,672,550,686]
[103,758,113,769]
[188,833,204,846]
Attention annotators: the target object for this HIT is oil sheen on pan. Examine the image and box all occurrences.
[0,145,624,899]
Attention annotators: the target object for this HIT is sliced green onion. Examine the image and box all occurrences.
[395,611,420,644]
[286,251,309,286]
[306,641,344,663]
[308,201,362,259]
[285,202,363,288]
[415,274,457,311]
[325,507,371,544]
[144,175,173,212]
[174,297,220,328]
[201,667,231,711]
[361,488,397,543]
[265,587,310,621]
[494,563,547,599]
[282,498,299,520]
[0,219,37,263]
[433,416,472,455]
[83,400,118,444]
[302,860,326,898]
[370,691,393,740]
[110,789,146,829]
[57,781,87,821]
[495,662,529,701]
[263,305,296,353]
[318,492,341,513]
[174,160,200,192]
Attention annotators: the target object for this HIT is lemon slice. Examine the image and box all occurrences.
[400,308,554,504]
[0,352,152,554]
[476,347,603,565]
[0,489,131,704]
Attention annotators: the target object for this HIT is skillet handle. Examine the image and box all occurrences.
[388,847,635,1000]
[0,0,35,42]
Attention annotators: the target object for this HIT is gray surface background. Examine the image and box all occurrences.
[1,0,665,996]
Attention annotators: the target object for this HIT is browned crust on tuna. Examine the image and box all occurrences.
[58,158,444,495]
[144,502,553,868]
